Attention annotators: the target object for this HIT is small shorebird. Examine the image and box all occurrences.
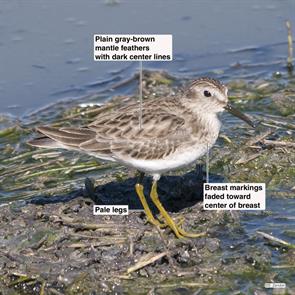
[28,77,255,238]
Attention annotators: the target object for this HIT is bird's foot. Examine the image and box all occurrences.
[146,216,167,228]
[159,211,205,239]
[158,214,184,228]
[150,181,206,239]
[177,226,206,238]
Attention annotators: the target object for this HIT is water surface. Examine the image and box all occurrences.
[0,0,294,116]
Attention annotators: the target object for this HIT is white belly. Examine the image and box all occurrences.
[119,143,209,174]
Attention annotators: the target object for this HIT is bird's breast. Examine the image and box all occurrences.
[190,113,221,146]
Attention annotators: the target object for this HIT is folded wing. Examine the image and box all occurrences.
[28,99,191,161]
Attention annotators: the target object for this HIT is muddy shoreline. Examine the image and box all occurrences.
[0,71,295,294]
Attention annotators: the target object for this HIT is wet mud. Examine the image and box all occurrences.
[0,70,295,294]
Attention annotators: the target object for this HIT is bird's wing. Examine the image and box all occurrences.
[80,104,192,160]
[88,99,185,140]
[29,98,192,160]
[79,127,191,161]
[110,132,191,161]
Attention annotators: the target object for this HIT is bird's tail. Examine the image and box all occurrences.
[27,136,65,149]
[27,126,96,150]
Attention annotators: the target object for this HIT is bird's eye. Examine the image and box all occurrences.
[204,90,212,97]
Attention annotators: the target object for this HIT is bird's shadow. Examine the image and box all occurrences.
[30,165,224,213]
[89,165,224,213]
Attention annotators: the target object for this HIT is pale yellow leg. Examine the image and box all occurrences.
[135,183,166,228]
[150,181,206,239]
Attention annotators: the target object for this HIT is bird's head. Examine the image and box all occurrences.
[184,77,255,128]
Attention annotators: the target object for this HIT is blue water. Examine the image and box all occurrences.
[0,0,294,116]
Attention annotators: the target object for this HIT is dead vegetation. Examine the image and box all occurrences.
[0,70,295,294]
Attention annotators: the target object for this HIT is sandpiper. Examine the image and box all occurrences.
[28,77,255,238]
